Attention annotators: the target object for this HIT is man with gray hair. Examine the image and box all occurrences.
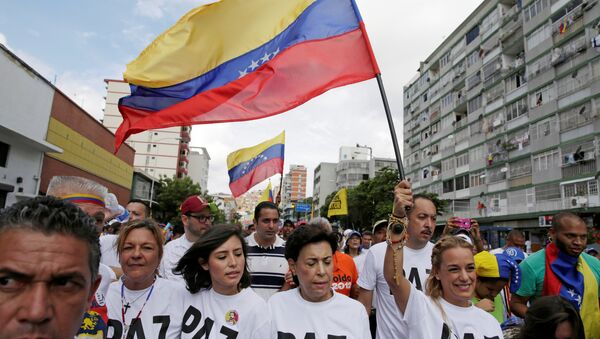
[0,196,102,338]
[46,175,117,338]
[308,217,359,298]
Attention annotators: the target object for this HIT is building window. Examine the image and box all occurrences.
[439,52,451,69]
[467,95,482,113]
[524,0,549,22]
[456,152,469,167]
[530,84,556,108]
[530,116,558,140]
[470,170,486,187]
[487,166,507,183]
[507,128,530,150]
[532,149,560,172]
[506,97,528,121]
[466,25,480,45]
[455,174,470,190]
[557,68,589,98]
[526,23,551,51]
[535,182,561,201]
[469,145,484,163]
[467,71,481,90]
[527,52,552,79]
[509,158,532,178]
[442,157,455,172]
[506,69,527,93]
[559,102,593,131]
[466,50,480,69]
[443,179,455,193]
[0,142,9,167]
[441,92,454,110]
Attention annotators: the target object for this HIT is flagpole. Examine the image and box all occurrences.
[375,74,405,180]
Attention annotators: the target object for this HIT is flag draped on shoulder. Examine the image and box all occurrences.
[259,182,274,203]
[327,188,348,217]
[227,132,285,197]
[114,0,379,151]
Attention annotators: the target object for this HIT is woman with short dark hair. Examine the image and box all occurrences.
[175,225,269,338]
[268,225,370,338]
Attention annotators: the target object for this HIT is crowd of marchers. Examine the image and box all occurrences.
[0,175,599,339]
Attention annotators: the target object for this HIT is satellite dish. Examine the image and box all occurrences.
[500,167,508,172]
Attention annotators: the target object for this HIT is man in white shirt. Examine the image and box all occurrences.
[245,201,289,300]
[159,195,213,283]
[357,194,436,339]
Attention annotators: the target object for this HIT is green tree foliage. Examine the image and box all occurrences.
[153,176,227,224]
[319,167,447,232]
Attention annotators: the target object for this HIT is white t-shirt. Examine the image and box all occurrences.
[356,241,433,339]
[181,288,270,339]
[404,284,504,339]
[106,277,186,339]
[159,234,195,284]
[100,234,120,268]
[268,289,370,339]
[97,263,116,306]
[353,251,367,276]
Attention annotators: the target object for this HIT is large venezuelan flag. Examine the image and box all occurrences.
[227,132,284,197]
[114,0,379,151]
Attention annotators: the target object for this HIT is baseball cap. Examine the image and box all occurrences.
[475,251,522,293]
[180,195,210,215]
[372,219,387,233]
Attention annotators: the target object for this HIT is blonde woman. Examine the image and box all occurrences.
[383,181,503,339]
[106,219,185,338]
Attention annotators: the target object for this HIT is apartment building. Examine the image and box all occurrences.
[102,79,191,180]
[188,146,210,191]
[403,0,600,234]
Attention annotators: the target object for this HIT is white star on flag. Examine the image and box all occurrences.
[238,69,248,78]
[248,59,260,71]
[260,53,271,63]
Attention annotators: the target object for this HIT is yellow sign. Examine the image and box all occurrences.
[327,188,348,217]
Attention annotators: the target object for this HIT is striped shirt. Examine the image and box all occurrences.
[245,233,288,301]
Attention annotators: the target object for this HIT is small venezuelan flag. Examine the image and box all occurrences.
[114,0,379,151]
[227,132,284,197]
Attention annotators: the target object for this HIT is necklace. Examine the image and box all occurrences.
[122,287,148,310]
[121,279,155,338]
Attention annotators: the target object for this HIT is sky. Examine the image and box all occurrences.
[0,0,482,196]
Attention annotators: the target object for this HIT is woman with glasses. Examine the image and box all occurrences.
[175,225,270,338]
[383,181,503,339]
[106,219,186,338]
[268,224,370,338]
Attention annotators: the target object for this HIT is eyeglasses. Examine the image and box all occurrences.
[188,214,215,222]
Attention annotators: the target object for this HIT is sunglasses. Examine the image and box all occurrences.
[188,214,214,222]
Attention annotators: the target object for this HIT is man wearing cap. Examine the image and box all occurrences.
[357,192,436,339]
[159,195,213,283]
[371,219,388,245]
[473,251,522,324]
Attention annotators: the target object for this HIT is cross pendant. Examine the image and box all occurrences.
[123,302,131,313]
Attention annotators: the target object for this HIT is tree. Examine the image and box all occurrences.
[318,167,447,232]
[153,176,202,224]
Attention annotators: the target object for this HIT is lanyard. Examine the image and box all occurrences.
[121,280,155,336]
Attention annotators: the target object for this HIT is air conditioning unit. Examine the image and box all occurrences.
[570,196,588,207]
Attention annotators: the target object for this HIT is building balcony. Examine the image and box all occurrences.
[561,158,596,178]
